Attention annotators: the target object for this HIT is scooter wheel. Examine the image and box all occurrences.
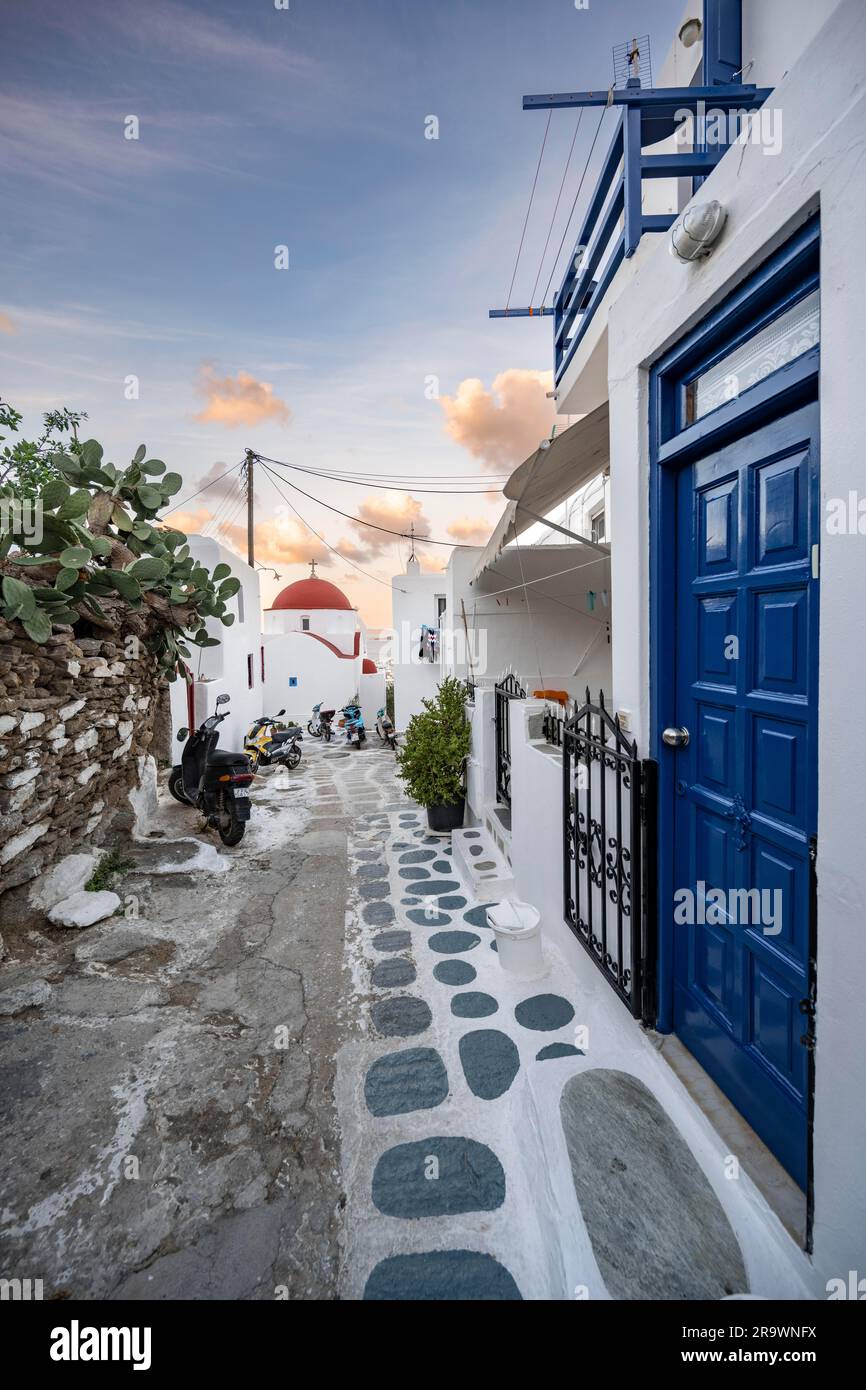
[323,727,331,742]
[286,747,302,769]
[168,766,190,804]
[307,721,321,738]
[218,803,246,846]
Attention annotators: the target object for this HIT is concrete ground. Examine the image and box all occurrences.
[0,738,399,1300]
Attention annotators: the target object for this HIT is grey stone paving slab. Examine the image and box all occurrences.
[537,1043,584,1061]
[372,929,412,953]
[428,931,480,954]
[407,909,451,927]
[411,879,461,896]
[363,1250,522,1300]
[451,992,499,1019]
[358,880,391,900]
[515,994,575,1032]
[398,850,437,865]
[399,867,430,880]
[437,895,466,910]
[357,862,387,879]
[560,1069,748,1300]
[372,1138,505,1218]
[463,904,495,928]
[433,960,477,986]
[364,1047,449,1117]
[371,958,416,989]
[370,995,432,1038]
[362,901,395,927]
[459,1029,520,1099]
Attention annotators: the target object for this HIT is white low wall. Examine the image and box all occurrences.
[465,687,497,823]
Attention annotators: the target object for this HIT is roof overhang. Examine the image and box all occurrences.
[471,541,610,603]
[470,401,609,584]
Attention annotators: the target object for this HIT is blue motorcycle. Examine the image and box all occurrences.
[341,703,366,748]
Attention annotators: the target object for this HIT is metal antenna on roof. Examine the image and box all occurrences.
[408,523,417,562]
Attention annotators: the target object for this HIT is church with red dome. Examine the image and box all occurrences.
[261,560,382,719]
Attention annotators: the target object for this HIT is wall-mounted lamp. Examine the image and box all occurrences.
[678,16,703,48]
[670,200,727,263]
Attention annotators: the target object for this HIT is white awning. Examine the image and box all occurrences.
[470,400,609,584]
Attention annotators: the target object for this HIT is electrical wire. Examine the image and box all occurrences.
[257,461,475,548]
[540,106,609,308]
[261,456,502,497]
[262,466,408,594]
[162,460,245,518]
[202,476,243,534]
[528,109,584,310]
[504,108,552,313]
[255,459,511,482]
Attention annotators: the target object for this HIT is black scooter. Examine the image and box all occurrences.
[169,694,253,845]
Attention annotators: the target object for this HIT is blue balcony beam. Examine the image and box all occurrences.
[555,175,624,353]
[554,113,624,310]
[523,85,771,112]
[641,215,677,233]
[640,151,723,177]
[488,306,555,318]
[556,233,625,384]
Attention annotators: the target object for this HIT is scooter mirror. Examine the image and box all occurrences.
[177,728,188,741]
[216,694,230,706]
[278,709,286,716]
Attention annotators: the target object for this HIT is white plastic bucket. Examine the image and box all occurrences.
[486,898,543,976]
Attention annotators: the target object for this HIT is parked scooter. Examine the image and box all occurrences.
[244,710,303,774]
[340,702,366,748]
[307,702,336,742]
[375,707,398,750]
[169,694,253,846]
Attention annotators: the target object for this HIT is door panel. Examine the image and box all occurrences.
[672,402,818,1188]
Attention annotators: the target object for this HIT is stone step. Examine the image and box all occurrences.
[451,825,514,899]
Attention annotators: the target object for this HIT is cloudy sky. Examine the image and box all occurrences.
[1,0,682,625]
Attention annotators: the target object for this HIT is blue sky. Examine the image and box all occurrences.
[1,0,684,623]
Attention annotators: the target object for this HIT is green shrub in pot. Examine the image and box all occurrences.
[395,676,471,830]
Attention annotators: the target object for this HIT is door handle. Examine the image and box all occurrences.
[662,726,690,748]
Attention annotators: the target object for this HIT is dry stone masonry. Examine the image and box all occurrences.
[0,619,169,898]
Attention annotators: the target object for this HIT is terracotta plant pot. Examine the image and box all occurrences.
[426,798,465,833]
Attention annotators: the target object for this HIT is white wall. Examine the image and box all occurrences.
[390,558,445,730]
[262,630,359,724]
[360,669,386,729]
[602,0,866,1285]
[264,603,358,655]
[168,536,263,752]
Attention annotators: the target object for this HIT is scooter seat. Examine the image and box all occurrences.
[208,749,250,768]
[268,726,301,742]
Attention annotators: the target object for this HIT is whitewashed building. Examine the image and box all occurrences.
[395,0,866,1295]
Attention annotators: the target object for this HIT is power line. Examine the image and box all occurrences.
[504,108,552,314]
[162,460,245,519]
[262,456,502,497]
[261,466,408,594]
[253,452,510,486]
[256,460,474,548]
[529,109,584,309]
[540,106,609,308]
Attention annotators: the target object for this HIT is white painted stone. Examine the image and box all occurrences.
[2,766,40,790]
[6,782,37,812]
[76,763,101,785]
[74,728,99,753]
[97,714,118,728]
[137,696,150,711]
[117,721,134,741]
[66,660,81,677]
[90,665,113,679]
[49,737,70,753]
[58,699,86,721]
[0,715,17,735]
[122,693,137,712]
[112,737,133,760]
[29,852,99,911]
[20,711,46,733]
[0,821,48,865]
[48,890,121,929]
[0,979,52,1014]
[109,662,126,676]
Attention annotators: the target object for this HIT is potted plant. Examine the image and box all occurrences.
[396,676,471,831]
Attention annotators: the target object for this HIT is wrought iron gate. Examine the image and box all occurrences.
[562,690,658,1023]
[494,674,525,806]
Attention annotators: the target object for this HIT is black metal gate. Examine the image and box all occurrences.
[562,690,658,1024]
[494,674,525,806]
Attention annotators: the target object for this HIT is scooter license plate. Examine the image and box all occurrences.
[233,787,251,798]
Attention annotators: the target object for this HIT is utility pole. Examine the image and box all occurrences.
[244,450,255,568]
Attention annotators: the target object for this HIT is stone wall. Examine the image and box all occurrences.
[0,623,170,897]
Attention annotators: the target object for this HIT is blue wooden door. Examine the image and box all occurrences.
[672,401,818,1187]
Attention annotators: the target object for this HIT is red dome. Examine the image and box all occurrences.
[270,576,353,612]
[362,657,377,674]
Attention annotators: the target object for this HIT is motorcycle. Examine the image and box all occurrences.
[307,702,336,743]
[169,694,253,846]
[340,702,366,748]
[375,707,398,750]
[244,709,303,773]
